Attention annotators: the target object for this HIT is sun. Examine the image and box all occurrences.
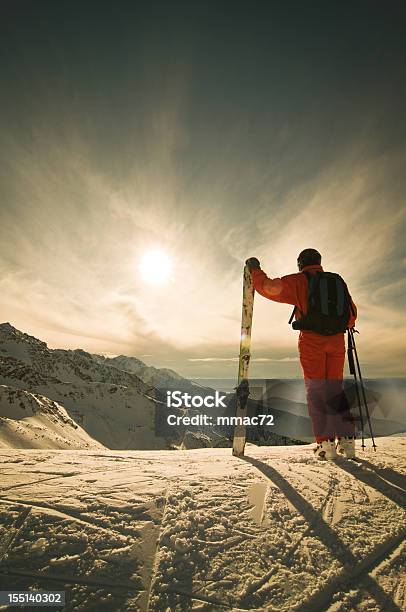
[139,249,173,285]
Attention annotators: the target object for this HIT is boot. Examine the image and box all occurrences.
[313,439,337,460]
[336,436,356,459]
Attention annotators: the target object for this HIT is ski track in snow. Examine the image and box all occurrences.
[0,438,404,611]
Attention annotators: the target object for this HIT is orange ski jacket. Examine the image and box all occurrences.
[251,264,357,330]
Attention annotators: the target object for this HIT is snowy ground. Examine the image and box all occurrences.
[0,437,405,611]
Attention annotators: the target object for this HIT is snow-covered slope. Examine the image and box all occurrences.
[0,323,230,451]
[0,324,178,450]
[0,385,104,450]
[0,436,404,611]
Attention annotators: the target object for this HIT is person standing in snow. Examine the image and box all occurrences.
[246,249,357,460]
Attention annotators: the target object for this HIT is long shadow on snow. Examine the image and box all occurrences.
[335,459,406,510]
[350,458,406,493]
[240,456,402,612]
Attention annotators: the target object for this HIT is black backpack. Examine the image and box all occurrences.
[289,271,353,335]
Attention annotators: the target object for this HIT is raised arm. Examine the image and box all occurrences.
[245,258,299,306]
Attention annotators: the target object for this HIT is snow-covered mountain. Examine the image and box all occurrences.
[0,323,159,391]
[0,323,200,450]
[95,353,193,391]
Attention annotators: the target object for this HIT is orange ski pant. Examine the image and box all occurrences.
[298,332,355,442]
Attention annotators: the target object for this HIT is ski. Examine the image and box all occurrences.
[232,264,255,457]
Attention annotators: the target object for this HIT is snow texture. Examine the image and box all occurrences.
[0,437,404,611]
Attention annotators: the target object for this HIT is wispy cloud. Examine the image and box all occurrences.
[1,130,405,377]
[0,21,405,378]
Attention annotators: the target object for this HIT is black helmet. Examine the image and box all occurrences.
[297,248,321,270]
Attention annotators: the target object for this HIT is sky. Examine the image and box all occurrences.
[1,1,405,378]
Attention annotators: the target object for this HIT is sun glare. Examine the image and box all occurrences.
[139,249,173,285]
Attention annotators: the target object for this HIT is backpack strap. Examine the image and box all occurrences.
[288,271,314,324]
[288,306,296,324]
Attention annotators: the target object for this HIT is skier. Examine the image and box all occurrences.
[246,249,357,460]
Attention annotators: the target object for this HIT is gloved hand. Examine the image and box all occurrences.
[245,257,261,270]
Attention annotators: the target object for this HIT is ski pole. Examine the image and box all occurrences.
[347,329,365,450]
[349,328,377,451]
